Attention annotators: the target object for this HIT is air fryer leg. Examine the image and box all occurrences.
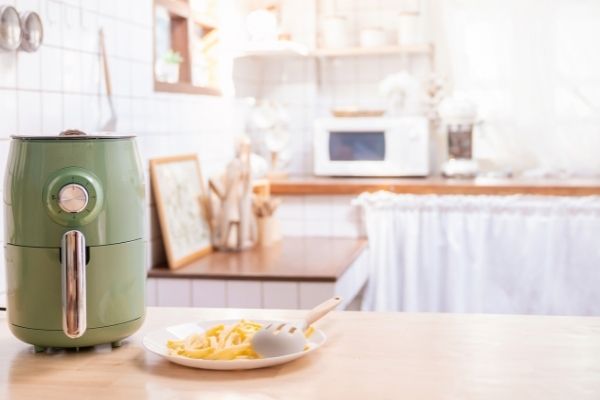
[33,345,46,353]
[111,340,123,348]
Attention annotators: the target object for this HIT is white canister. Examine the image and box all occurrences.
[322,15,350,49]
[397,13,420,45]
[359,28,387,48]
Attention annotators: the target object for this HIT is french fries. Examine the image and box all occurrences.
[166,320,316,360]
[167,320,263,360]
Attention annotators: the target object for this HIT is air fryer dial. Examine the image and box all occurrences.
[43,167,104,226]
[57,183,89,213]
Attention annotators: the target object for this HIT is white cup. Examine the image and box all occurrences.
[322,15,350,48]
[360,28,387,48]
[397,13,420,45]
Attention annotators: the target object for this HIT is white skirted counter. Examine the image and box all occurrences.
[356,193,600,315]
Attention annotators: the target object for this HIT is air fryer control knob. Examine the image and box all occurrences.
[57,183,89,213]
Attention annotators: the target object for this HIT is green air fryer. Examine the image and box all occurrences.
[4,130,146,352]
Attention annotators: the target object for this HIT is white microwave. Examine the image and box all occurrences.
[313,117,430,177]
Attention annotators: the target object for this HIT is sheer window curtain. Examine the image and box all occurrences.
[428,0,600,174]
[356,193,600,315]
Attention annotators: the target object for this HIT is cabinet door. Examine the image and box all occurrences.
[263,282,299,309]
[146,278,158,306]
[299,282,336,309]
[226,280,261,308]
[156,278,192,306]
[192,280,226,308]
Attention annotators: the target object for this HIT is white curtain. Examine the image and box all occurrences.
[356,192,600,315]
[428,0,600,175]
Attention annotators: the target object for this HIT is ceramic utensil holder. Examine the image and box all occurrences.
[257,216,281,247]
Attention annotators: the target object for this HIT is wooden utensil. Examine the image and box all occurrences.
[99,29,117,131]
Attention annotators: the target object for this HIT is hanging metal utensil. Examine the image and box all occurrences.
[19,11,43,52]
[0,5,22,51]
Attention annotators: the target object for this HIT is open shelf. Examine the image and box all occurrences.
[234,43,433,59]
[313,44,433,58]
[154,0,222,96]
[234,40,310,58]
[154,81,221,96]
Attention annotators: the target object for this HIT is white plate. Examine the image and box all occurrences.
[143,319,326,370]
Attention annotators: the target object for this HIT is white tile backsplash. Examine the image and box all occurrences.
[0,91,17,137]
[0,52,17,88]
[0,0,241,275]
[97,0,117,17]
[232,1,435,176]
[62,4,82,50]
[80,94,100,132]
[62,49,82,92]
[80,52,100,94]
[16,0,41,12]
[278,195,366,239]
[40,46,63,91]
[41,1,62,46]
[17,91,41,134]
[16,52,41,91]
[41,92,63,134]
[63,93,83,128]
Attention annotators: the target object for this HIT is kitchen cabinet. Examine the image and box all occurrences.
[147,237,369,309]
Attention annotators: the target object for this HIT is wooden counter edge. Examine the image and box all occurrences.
[147,238,368,282]
[270,178,600,196]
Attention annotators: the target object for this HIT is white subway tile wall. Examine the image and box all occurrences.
[253,54,432,175]
[0,0,245,303]
[235,0,433,176]
[278,195,365,238]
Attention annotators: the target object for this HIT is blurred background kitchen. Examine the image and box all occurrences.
[1,0,600,315]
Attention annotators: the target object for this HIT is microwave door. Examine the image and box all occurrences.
[329,131,386,161]
[313,116,430,177]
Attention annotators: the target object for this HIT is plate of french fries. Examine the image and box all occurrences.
[143,319,326,370]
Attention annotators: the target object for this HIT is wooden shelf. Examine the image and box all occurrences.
[269,176,600,197]
[235,43,433,59]
[156,0,189,18]
[191,11,218,29]
[154,0,221,96]
[313,44,433,58]
[154,81,221,96]
[234,40,310,58]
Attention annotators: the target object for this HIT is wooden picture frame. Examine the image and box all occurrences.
[150,154,212,269]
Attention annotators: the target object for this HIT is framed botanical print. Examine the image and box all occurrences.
[150,154,212,269]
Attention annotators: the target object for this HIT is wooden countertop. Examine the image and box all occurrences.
[2,307,600,399]
[270,176,600,196]
[148,237,367,282]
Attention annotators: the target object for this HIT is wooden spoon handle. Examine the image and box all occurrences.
[99,29,112,97]
[304,296,342,327]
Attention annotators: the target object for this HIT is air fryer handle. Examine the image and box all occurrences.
[61,230,87,339]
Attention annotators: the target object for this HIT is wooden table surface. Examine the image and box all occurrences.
[2,307,600,399]
[270,176,600,196]
[148,237,367,282]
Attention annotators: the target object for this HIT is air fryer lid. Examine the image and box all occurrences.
[12,129,135,140]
